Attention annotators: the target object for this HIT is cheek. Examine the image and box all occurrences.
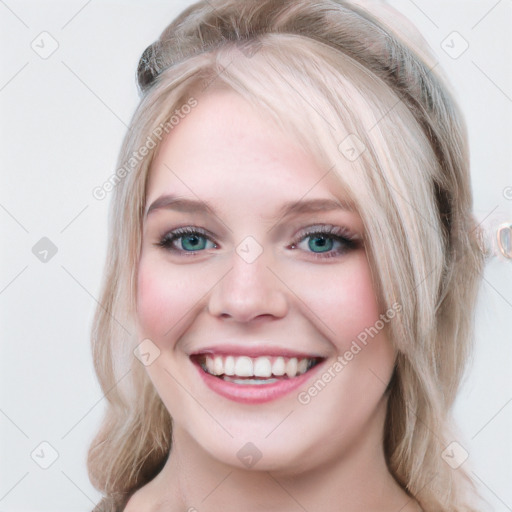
[136,255,198,342]
[299,253,383,348]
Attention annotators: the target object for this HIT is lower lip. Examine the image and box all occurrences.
[192,359,325,404]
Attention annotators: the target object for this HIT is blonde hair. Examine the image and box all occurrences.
[88,1,486,510]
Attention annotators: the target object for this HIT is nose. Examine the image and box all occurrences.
[207,249,289,323]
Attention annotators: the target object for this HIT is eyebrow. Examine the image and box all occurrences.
[145,194,353,220]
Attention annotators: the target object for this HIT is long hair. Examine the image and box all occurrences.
[88,1,486,510]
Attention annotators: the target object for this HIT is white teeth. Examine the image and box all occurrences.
[200,354,318,379]
[213,356,223,376]
[285,357,298,378]
[206,356,215,374]
[254,357,272,378]
[235,356,253,377]
[272,357,286,376]
[224,355,235,375]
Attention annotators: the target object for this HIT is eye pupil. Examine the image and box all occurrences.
[308,235,334,253]
[182,235,206,251]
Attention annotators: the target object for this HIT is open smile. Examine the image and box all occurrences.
[190,351,326,404]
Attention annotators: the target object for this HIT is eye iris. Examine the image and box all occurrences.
[308,235,333,253]
[181,234,206,251]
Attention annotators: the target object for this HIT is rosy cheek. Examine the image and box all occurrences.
[345,262,381,322]
[136,256,208,345]
[137,263,166,339]
[136,256,189,343]
[304,256,382,348]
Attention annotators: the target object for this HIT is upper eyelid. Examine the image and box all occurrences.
[158,224,358,249]
[159,226,218,242]
[160,224,354,238]
[293,224,357,238]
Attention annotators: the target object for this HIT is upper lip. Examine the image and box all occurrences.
[189,344,327,359]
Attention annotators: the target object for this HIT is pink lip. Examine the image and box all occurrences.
[190,357,326,404]
[189,344,324,359]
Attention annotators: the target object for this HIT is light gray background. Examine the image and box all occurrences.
[1,0,511,510]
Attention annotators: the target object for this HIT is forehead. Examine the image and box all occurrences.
[145,89,352,213]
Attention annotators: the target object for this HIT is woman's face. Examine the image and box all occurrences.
[137,89,397,472]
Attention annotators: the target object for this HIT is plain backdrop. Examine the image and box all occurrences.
[1,0,511,510]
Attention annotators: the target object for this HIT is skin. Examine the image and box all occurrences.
[127,89,421,511]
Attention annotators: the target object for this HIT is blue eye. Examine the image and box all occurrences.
[307,234,336,252]
[155,224,360,259]
[290,225,359,259]
[156,227,216,254]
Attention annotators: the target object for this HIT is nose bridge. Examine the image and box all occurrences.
[207,240,288,322]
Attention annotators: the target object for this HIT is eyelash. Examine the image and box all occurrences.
[154,225,361,260]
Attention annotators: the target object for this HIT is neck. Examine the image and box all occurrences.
[129,397,419,512]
